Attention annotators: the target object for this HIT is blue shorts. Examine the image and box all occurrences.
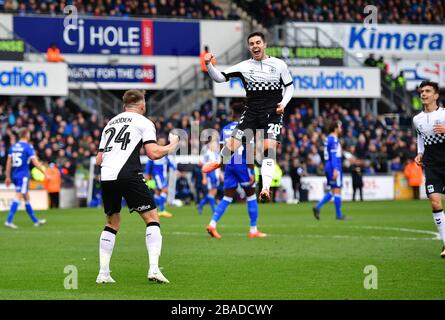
[153,174,167,190]
[325,170,342,189]
[13,176,30,194]
[207,171,219,189]
[223,165,255,189]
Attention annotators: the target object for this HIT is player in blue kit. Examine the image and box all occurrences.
[4,128,47,229]
[313,121,346,220]
[206,104,266,239]
[144,137,176,218]
[198,139,221,215]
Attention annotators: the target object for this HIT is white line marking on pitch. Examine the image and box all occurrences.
[169,230,440,241]
[353,225,440,239]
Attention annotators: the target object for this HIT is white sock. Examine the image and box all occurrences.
[250,226,257,234]
[146,223,162,273]
[209,220,217,228]
[99,228,116,275]
[433,210,445,245]
[261,158,275,190]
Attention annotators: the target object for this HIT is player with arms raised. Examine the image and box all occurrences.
[202,31,294,202]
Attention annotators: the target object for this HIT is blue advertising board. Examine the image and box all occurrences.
[13,16,199,56]
[68,64,156,83]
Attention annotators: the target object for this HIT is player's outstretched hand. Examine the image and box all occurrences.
[5,177,11,188]
[414,154,423,167]
[276,103,285,114]
[204,53,215,65]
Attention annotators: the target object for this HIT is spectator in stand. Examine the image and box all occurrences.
[236,0,445,27]
[390,156,403,172]
[47,43,65,63]
[364,53,377,67]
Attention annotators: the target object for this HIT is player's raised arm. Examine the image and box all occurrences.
[206,54,226,83]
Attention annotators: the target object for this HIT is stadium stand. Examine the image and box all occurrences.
[0,0,227,20]
[235,0,445,27]
[0,96,105,187]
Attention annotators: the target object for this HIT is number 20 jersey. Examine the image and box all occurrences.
[99,112,156,181]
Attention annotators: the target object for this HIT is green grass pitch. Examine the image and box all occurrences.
[1,200,445,300]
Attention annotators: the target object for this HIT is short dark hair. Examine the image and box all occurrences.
[247,31,266,43]
[419,80,439,94]
[328,120,341,133]
[123,89,145,108]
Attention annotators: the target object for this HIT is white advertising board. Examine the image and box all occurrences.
[301,175,394,201]
[213,66,381,98]
[0,61,68,96]
[0,188,48,211]
[387,60,445,90]
[288,23,445,57]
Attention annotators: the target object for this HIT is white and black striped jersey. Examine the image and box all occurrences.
[99,111,156,181]
[413,107,445,167]
[221,56,293,114]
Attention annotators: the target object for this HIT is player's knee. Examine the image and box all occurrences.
[245,187,256,197]
[263,148,276,160]
[431,198,443,211]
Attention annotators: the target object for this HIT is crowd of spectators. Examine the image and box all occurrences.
[0,0,227,20]
[0,95,432,202]
[149,97,418,180]
[0,96,106,187]
[2,0,444,27]
[236,0,445,27]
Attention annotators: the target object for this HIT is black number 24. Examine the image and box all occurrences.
[104,125,131,152]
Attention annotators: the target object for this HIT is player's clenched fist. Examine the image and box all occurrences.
[168,132,180,144]
[204,52,215,65]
